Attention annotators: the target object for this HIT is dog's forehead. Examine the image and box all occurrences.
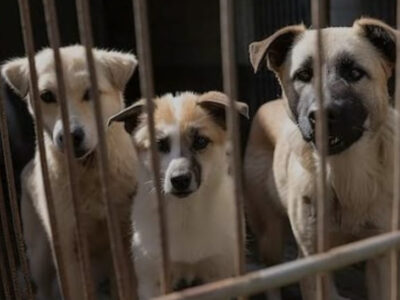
[154,92,208,127]
[34,46,109,90]
[289,27,381,73]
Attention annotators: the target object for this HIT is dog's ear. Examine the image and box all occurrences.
[1,57,29,98]
[107,99,146,134]
[198,91,249,129]
[354,18,397,66]
[97,50,138,90]
[249,24,305,73]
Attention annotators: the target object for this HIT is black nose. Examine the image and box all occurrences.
[307,103,345,129]
[71,127,85,149]
[171,173,192,191]
[56,127,85,149]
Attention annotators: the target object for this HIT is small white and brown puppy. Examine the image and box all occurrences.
[2,45,138,299]
[245,18,398,300]
[109,91,248,299]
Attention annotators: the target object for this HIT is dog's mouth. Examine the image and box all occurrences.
[170,190,195,198]
[311,130,364,155]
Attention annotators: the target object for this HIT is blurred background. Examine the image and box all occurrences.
[0,0,396,299]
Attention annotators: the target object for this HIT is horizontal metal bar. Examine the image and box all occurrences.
[154,231,400,300]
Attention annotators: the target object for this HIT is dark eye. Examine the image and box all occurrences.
[157,137,170,153]
[83,89,91,101]
[192,135,210,151]
[348,67,365,82]
[294,68,313,83]
[40,90,56,103]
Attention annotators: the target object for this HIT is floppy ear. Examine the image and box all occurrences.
[249,24,305,73]
[354,18,397,66]
[96,50,138,90]
[1,57,29,97]
[107,99,146,134]
[198,91,249,129]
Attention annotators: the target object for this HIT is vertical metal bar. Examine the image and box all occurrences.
[0,227,12,300]
[0,78,34,299]
[219,0,246,283]
[40,0,95,299]
[16,0,70,298]
[132,0,172,294]
[391,1,400,299]
[0,173,20,299]
[311,0,329,299]
[75,0,136,299]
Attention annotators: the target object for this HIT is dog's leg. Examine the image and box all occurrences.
[21,186,60,300]
[366,253,393,300]
[245,143,285,300]
[287,183,348,300]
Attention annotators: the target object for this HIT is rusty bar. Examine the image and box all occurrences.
[0,169,20,299]
[0,227,12,300]
[132,0,172,294]
[16,0,70,298]
[311,0,329,299]
[219,0,246,280]
[75,0,136,298]
[155,231,400,300]
[41,0,95,299]
[391,1,400,299]
[0,76,34,299]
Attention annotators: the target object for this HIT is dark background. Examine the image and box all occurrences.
[0,0,396,299]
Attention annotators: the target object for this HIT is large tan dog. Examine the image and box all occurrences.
[245,19,397,300]
[109,91,248,299]
[2,45,138,299]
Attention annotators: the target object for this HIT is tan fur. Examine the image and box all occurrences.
[2,45,138,299]
[109,91,248,299]
[245,18,398,300]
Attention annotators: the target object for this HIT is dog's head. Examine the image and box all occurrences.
[108,91,248,198]
[1,45,137,159]
[250,18,396,155]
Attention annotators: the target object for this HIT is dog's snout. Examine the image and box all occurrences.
[308,103,342,128]
[72,127,85,149]
[171,173,192,192]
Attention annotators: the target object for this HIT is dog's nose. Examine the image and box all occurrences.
[71,127,85,149]
[56,127,85,149]
[171,173,192,191]
[308,103,343,129]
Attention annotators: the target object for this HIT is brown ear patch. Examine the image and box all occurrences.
[354,18,397,65]
[197,91,249,129]
[249,24,306,73]
[107,99,146,134]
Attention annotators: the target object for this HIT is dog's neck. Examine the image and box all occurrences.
[323,109,395,233]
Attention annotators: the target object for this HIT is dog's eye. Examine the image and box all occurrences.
[348,67,365,82]
[294,69,313,83]
[40,90,56,103]
[83,89,91,101]
[192,135,210,151]
[157,137,170,153]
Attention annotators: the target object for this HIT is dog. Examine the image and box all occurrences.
[108,91,249,299]
[245,18,398,300]
[2,45,138,299]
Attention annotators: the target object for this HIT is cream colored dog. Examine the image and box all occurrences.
[245,18,398,300]
[2,45,138,299]
[109,91,248,299]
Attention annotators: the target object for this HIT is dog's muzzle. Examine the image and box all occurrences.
[303,99,367,155]
[55,127,91,158]
[165,157,200,198]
